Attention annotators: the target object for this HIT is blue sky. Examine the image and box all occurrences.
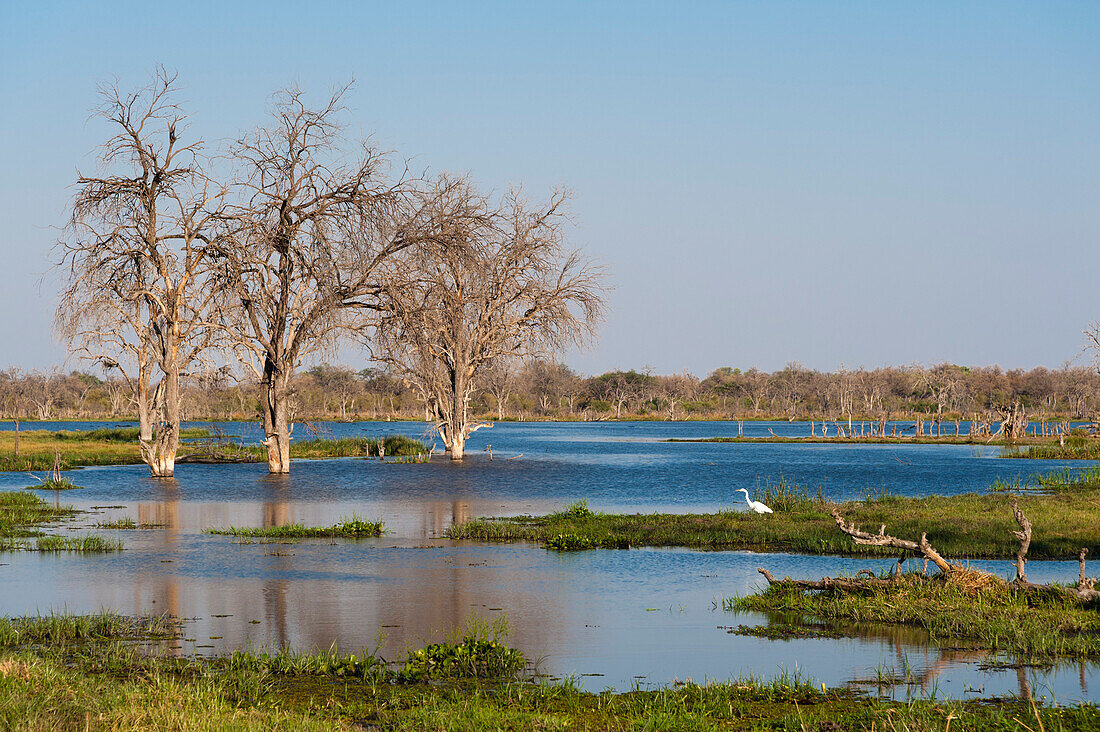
[2,1,1098,376]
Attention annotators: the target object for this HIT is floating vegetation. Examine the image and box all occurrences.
[93,517,165,529]
[206,514,384,538]
[0,535,123,553]
[0,491,77,533]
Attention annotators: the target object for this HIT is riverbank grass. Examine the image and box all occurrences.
[0,429,430,470]
[448,471,1100,558]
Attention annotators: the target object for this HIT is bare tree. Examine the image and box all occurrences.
[217,85,419,473]
[55,69,225,476]
[369,179,604,458]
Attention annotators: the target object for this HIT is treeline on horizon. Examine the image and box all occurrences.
[2,361,1097,425]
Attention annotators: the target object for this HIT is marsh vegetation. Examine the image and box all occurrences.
[1,612,1097,730]
[449,471,1100,558]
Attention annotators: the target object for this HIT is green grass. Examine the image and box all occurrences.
[0,429,427,471]
[1008,434,1100,460]
[0,612,178,646]
[0,612,1096,730]
[206,514,385,538]
[728,572,1100,658]
[0,491,77,537]
[448,471,1100,558]
[93,517,164,529]
[0,427,210,471]
[0,535,123,552]
[287,435,429,459]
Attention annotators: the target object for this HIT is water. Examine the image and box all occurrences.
[1,420,1098,700]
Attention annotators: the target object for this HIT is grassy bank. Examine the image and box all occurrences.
[0,428,211,471]
[1,613,1097,730]
[206,515,385,538]
[0,430,429,471]
[448,472,1100,558]
[728,573,1100,658]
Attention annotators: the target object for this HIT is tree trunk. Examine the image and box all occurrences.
[261,359,292,474]
[141,369,180,478]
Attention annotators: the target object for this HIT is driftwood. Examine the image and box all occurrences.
[755,504,1100,602]
[830,508,957,574]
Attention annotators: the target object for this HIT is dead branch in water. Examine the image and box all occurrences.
[830,508,958,574]
[754,503,1100,602]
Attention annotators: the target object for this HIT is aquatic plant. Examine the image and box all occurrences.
[0,535,123,553]
[206,515,385,538]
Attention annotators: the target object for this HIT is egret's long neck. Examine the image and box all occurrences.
[740,491,751,507]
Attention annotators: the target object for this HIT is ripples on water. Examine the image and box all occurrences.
[1,420,1097,700]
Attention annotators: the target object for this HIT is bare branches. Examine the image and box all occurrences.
[55,69,226,476]
[367,177,606,458]
[215,83,417,473]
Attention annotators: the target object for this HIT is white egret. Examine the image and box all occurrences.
[736,488,773,514]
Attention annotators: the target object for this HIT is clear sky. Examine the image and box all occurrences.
[1,1,1098,377]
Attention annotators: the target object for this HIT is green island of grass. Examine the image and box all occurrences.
[1,611,1097,730]
[205,515,385,538]
[729,571,1100,658]
[1,491,120,553]
[0,430,430,471]
[1005,433,1100,460]
[448,471,1100,559]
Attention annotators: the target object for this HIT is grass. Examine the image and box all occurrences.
[93,517,164,529]
[0,490,118,552]
[0,429,428,471]
[0,535,124,552]
[0,491,77,537]
[728,572,1100,658]
[448,471,1100,558]
[205,514,385,538]
[0,612,1097,730]
[0,612,179,646]
[287,435,430,459]
[0,427,212,471]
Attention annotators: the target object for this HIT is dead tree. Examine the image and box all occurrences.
[218,84,420,474]
[55,68,225,477]
[369,178,605,459]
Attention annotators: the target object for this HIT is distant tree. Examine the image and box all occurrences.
[369,178,604,458]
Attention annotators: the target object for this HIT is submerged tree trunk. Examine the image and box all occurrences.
[261,360,293,474]
[140,369,180,478]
